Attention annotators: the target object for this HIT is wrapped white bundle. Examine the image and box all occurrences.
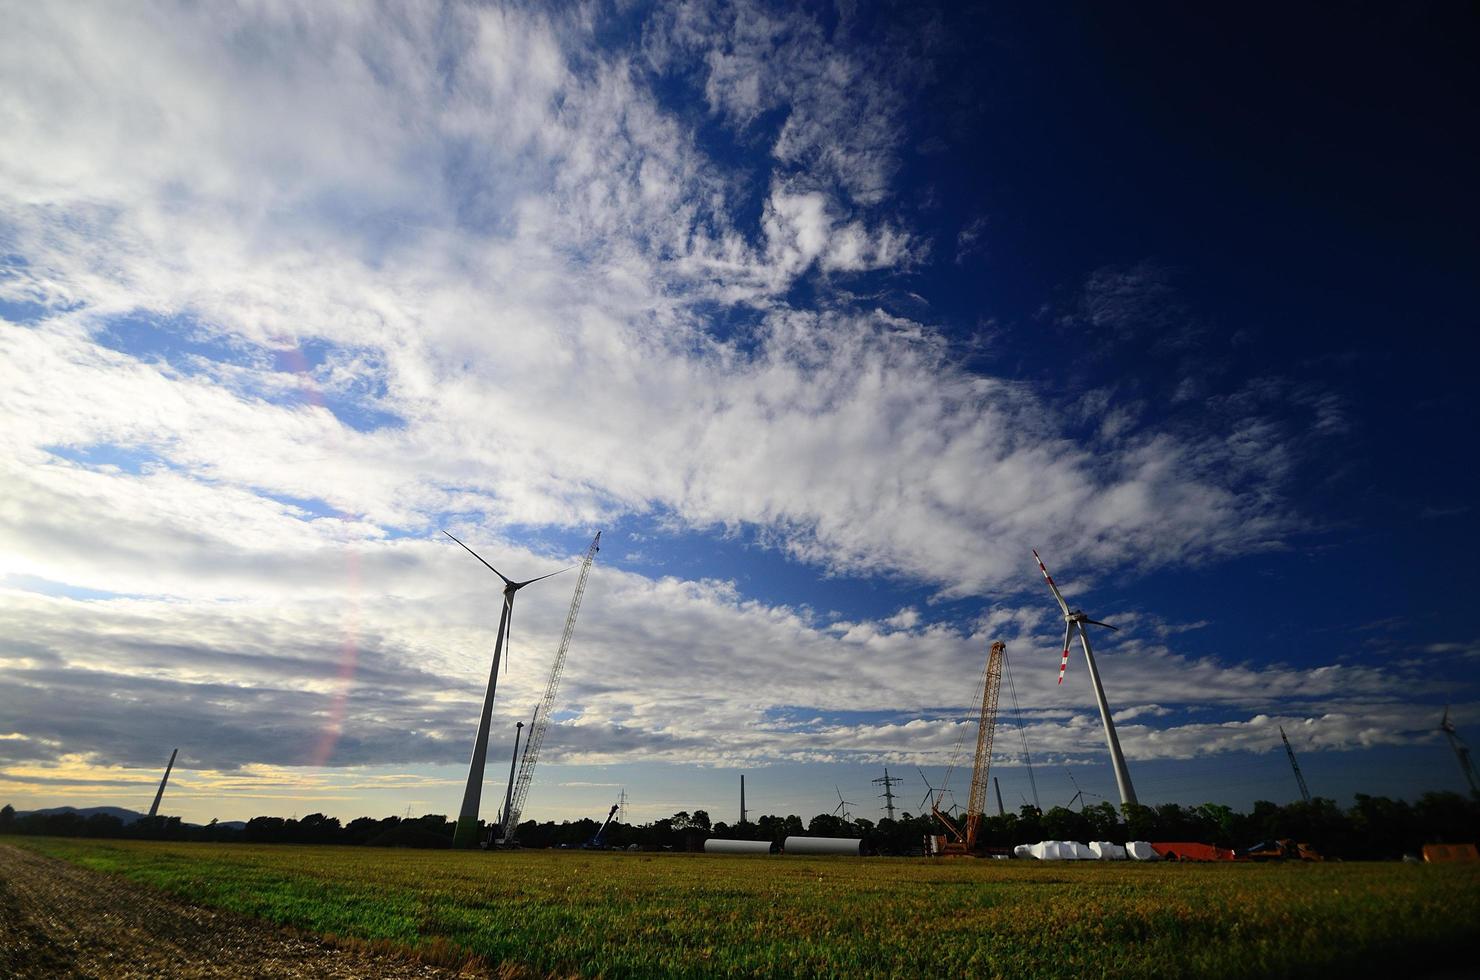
[1126,841,1161,860]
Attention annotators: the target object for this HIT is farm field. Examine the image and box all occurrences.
[7,837,1480,978]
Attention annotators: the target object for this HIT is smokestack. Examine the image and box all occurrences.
[148,748,177,818]
[740,773,747,824]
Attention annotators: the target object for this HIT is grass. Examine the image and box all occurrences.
[12,837,1480,978]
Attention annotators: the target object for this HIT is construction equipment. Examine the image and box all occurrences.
[1242,839,1323,862]
[583,803,620,849]
[932,640,1004,856]
[1280,725,1312,804]
[1033,550,1138,807]
[1439,706,1480,799]
[501,531,601,843]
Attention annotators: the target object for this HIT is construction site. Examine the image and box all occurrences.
[413,534,1480,866]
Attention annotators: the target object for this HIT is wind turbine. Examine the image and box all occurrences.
[1032,550,1138,808]
[445,530,569,847]
[1439,706,1480,798]
[1064,769,1104,812]
[916,766,961,818]
[833,786,857,822]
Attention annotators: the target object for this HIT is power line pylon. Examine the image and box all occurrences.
[873,767,903,821]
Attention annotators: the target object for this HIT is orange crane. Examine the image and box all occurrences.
[933,640,1004,856]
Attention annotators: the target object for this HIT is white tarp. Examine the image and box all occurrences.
[1126,841,1161,861]
[1089,841,1127,860]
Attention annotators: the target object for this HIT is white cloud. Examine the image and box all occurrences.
[0,1,1420,814]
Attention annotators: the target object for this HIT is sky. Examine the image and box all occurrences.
[2,0,1478,827]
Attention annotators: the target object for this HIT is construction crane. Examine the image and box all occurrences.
[1439,706,1480,799]
[582,803,620,849]
[933,640,1004,856]
[500,531,600,843]
[1280,725,1312,804]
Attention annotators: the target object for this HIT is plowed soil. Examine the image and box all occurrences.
[0,844,480,979]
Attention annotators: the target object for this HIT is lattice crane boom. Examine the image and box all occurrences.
[965,641,1005,850]
[934,639,1004,855]
[502,531,600,840]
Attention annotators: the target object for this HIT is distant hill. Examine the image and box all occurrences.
[18,805,148,824]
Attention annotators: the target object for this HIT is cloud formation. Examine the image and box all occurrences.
[0,1,1435,816]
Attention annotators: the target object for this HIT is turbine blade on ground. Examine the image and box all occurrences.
[443,530,513,585]
[1032,549,1072,616]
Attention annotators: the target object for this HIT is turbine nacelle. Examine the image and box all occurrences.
[1068,610,1118,631]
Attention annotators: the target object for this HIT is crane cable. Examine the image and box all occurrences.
[939,646,992,803]
[1002,648,1041,812]
[503,531,600,840]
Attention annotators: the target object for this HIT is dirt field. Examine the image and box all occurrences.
[0,844,483,979]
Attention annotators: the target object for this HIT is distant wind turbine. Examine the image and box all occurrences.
[916,766,960,818]
[833,786,858,822]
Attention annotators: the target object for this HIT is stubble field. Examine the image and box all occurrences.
[5,837,1479,978]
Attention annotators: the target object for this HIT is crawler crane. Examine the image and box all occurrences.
[932,640,1004,856]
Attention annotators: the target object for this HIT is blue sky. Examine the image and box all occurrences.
[1,0,1477,826]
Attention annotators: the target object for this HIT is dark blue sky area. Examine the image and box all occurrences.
[629,1,1480,673]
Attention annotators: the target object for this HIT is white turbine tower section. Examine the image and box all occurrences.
[445,530,571,848]
[148,747,177,818]
[1032,550,1138,808]
[502,531,601,842]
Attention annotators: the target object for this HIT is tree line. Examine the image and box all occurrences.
[2,792,1476,859]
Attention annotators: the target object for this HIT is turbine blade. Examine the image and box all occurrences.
[443,530,513,586]
[512,565,574,589]
[503,597,513,675]
[1057,622,1073,685]
[1083,619,1119,632]
[1032,549,1072,616]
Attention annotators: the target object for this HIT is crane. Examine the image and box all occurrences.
[500,531,601,843]
[1280,725,1312,804]
[582,803,620,849]
[933,640,1004,856]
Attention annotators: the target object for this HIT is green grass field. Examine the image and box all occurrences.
[13,837,1480,978]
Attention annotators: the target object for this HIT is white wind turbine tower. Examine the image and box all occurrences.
[445,530,569,847]
[1032,550,1138,808]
